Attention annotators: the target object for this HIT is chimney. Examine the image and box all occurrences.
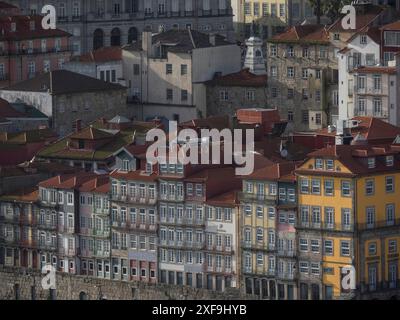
[75,119,82,132]
[209,33,216,46]
[142,27,152,55]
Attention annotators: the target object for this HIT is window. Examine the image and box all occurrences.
[299,262,309,274]
[342,208,351,229]
[312,207,321,224]
[256,206,263,218]
[270,66,277,77]
[246,90,255,101]
[386,156,394,167]
[166,89,173,100]
[325,207,335,228]
[341,181,351,197]
[181,90,188,101]
[302,47,309,58]
[271,87,278,98]
[386,204,395,225]
[270,45,277,56]
[315,158,323,170]
[389,240,397,253]
[365,179,374,195]
[386,176,394,193]
[324,240,333,255]
[360,35,367,44]
[366,207,375,228]
[287,46,294,57]
[368,242,377,255]
[341,241,350,256]
[181,64,187,75]
[279,188,286,201]
[287,67,295,78]
[311,240,320,253]
[244,204,251,216]
[300,179,309,194]
[219,90,228,101]
[302,68,308,79]
[311,263,320,275]
[268,207,275,218]
[288,188,295,202]
[301,110,309,124]
[256,228,263,242]
[166,64,172,74]
[300,239,308,251]
[324,179,334,196]
[311,179,321,194]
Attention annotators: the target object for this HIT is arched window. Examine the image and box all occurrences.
[255,49,262,57]
[111,28,121,46]
[128,27,138,44]
[93,29,104,50]
[79,291,88,300]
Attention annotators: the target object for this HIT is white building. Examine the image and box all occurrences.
[337,27,400,125]
[122,29,242,122]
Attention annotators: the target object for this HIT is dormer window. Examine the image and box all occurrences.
[368,157,376,169]
[122,159,130,172]
[326,159,334,171]
[386,155,394,167]
[146,162,153,174]
[334,33,340,40]
[315,158,323,170]
[159,163,168,174]
[360,35,367,44]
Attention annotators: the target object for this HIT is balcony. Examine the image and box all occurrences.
[37,222,57,231]
[58,248,78,256]
[277,250,296,258]
[277,272,296,280]
[94,207,109,216]
[357,218,400,231]
[38,243,57,251]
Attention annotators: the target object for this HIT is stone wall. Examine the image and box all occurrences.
[0,266,255,300]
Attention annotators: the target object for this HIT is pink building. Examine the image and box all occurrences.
[0,14,71,88]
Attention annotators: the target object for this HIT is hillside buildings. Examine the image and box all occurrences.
[8,0,234,55]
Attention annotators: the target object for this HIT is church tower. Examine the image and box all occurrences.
[244,36,267,75]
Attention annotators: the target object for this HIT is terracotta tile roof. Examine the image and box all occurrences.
[205,69,267,87]
[70,126,114,140]
[381,20,400,30]
[185,166,236,182]
[328,4,384,32]
[247,161,297,182]
[78,175,109,193]
[269,24,330,44]
[39,173,99,189]
[350,66,396,74]
[4,70,125,95]
[72,46,122,63]
[110,169,159,182]
[0,15,70,40]
[301,144,400,175]
[205,190,239,207]
[317,117,400,141]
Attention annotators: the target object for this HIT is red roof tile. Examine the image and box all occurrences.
[78,175,109,193]
[270,24,330,44]
[205,190,239,207]
[110,169,159,182]
[381,20,400,30]
[70,126,115,140]
[248,161,297,181]
[39,173,99,189]
[0,98,23,118]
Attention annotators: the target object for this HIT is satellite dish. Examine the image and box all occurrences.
[281,149,288,158]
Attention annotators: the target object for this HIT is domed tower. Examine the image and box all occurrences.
[244,36,267,75]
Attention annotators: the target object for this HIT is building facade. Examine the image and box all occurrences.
[241,162,297,299]
[9,0,234,55]
[267,25,338,132]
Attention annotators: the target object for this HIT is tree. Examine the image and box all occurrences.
[308,0,353,24]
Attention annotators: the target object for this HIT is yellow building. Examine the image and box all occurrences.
[233,0,315,40]
[296,143,400,299]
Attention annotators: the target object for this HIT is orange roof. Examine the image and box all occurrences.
[381,20,400,31]
[39,173,99,189]
[0,188,38,202]
[73,46,122,63]
[270,24,330,44]
[78,175,109,193]
[247,162,296,182]
[317,117,400,141]
[205,190,239,208]
[110,169,159,182]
